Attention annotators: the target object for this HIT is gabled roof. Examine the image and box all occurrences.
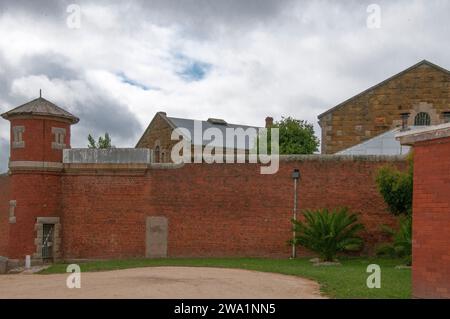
[1,97,79,123]
[136,112,261,150]
[318,60,450,120]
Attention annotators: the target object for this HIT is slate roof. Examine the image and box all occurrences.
[1,97,79,123]
[166,116,261,150]
[136,112,262,150]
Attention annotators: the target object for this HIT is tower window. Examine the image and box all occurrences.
[414,112,431,126]
[51,127,66,149]
[12,126,25,148]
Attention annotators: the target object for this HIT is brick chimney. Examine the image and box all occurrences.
[400,112,410,131]
[265,116,273,128]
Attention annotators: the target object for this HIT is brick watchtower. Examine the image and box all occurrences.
[1,95,78,263]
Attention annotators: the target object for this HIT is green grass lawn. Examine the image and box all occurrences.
[40,257,411,299]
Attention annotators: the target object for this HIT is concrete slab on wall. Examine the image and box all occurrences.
[63,148,151,164]
[146,216,168,258]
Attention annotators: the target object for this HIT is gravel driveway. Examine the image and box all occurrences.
[0,266,324,299]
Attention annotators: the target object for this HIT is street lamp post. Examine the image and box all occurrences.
[291,169,300,259]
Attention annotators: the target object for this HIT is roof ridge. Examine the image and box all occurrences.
[167,115,260,128]
[318,59,450,119]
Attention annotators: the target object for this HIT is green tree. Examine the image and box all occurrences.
[257,116,319,154]
[292,208,365,262]
[375,154,413,265]
[87,133,114,149]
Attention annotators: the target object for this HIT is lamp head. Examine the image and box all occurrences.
[292,169,300,180]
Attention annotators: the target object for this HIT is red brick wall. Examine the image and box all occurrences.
[60,157,403,259]
[0,174,10,256]
[7,172,62,259]
[9,118,71,163]
[61,174,149,259]
[412,136,450,298]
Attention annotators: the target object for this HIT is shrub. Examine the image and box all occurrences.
[375,154,413,265]
[376,216,412,265]
[375,155,413,216]
[292,208,365,262]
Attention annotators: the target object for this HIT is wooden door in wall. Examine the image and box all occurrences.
[145,216,168,258]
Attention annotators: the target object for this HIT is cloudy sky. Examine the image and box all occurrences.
[0,0,449,171]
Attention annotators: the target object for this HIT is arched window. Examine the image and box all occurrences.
[154,145,160,163]
[414,112,431,126]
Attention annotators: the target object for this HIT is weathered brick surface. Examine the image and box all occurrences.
[9,118,71,163]
[7,172,62,259]
[60,158,403,259]
[3,115,69,260]
[0,174,10,256]
[319,63,450,154]
[60,173,149,259]
[412,136,450,298]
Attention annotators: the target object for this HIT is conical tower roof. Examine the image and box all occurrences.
[1,96,79,124]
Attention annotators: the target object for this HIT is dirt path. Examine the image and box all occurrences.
[0,266,325,299]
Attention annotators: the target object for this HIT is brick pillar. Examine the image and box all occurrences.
[398,125,450,298]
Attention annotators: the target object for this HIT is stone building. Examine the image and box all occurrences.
[136,111,271,163]
[318,60,450,154]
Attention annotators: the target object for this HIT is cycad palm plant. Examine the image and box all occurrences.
[377,216,412,265]
[292,208,365,262]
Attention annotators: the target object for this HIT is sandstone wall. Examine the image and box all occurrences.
[319,63,450,154]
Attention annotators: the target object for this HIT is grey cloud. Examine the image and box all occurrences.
[0,0,294,24]
[71,95,143,148]
[22,53,79,81]
[0,51,142,152]
[0,137,9,173]
[0,0,69,19]
[0,53,25,109]
[0,52,79,111]
[132,0,296,38]
[136,0,294,22]
[0,0,449,161]
[11,0,295,39]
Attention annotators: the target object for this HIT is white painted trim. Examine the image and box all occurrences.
[9,161,63,169]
